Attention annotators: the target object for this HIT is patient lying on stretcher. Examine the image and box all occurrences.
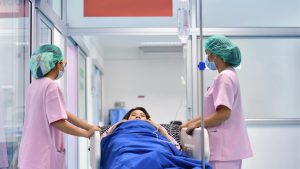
[102,107,180,149]
[100,107,211,169]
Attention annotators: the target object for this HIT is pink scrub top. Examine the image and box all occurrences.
[18,78,67,169]
[204,67,253,161]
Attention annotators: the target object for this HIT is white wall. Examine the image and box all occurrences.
[244,124,300,169]
[104,56,187,124]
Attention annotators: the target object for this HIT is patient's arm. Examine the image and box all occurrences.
[146,120,180,149]
[160,126,180,149]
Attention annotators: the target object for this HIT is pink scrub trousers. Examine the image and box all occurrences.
[210,160,242,169]
[0,142,8,168]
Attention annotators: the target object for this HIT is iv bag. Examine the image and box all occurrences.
[177,0,190,43]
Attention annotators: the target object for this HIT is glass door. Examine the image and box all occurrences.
[0,0,31,168]
[93,64,103,125]
[77,49,88,169]
[39,20,52,45]
[65,38,79,169]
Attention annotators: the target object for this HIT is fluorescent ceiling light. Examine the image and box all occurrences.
[139,42,183,53]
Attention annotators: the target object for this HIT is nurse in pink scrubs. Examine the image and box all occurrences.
[18,44,100,169]
[180,36,253,169]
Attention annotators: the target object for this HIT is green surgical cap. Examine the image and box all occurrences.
[30,44,64,79]
[205,35,241,67]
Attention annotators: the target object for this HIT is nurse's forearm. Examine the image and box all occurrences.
[204,107,231,127]
[67,112,93,130]
[52,119,89,138]
[190,116,201,123]
[204,114,224,127]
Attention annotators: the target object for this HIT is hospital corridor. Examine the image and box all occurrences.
[0,0,300,169]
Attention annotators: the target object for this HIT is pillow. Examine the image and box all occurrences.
[100,123,181,145]
[160,124,181,145]
[100,125,111,135]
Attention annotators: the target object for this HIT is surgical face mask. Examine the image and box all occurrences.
[55,62,66,80]
[205,55,217,70]
[55,70,64,80]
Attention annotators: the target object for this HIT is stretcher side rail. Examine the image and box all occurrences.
[180,128,210,163]
[90,131,101,169]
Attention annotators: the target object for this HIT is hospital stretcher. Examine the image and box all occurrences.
[89,127,210,169]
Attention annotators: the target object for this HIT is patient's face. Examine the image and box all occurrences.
[128,110,147,120]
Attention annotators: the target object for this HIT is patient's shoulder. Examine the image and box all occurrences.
[100,123,181,145]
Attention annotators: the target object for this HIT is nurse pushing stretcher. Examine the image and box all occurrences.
[18,45,100,169]
[181,35,253,169]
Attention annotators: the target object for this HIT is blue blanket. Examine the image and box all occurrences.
[101,120,211,169]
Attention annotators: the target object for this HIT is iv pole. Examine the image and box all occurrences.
[198,0,206,168]
[178,0,206,168]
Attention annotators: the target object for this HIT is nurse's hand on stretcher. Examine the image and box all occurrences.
[179,116,201,135]
[185,121,199,135]
[179,121,190,130]
[179,120,200,135]
[86,126,101,138]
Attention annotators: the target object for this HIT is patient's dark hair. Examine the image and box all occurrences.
[122,107,151,120]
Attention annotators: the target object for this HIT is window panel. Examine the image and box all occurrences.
[197,36,300,118]
[0,0,31,167]
[198,0,300,27]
